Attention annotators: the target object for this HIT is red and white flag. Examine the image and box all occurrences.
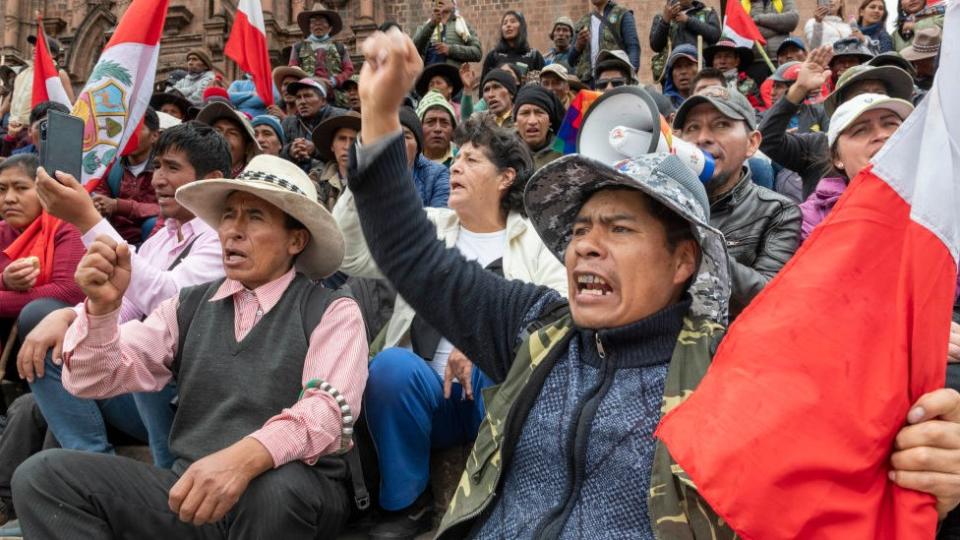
[71,0,168,186]
[656,2,960,537]
[723,0,766,48]
[225,0,274,107]
[31,17,70,109]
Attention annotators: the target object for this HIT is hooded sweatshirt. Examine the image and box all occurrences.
[799,176,846,240]
[662,44,699,108]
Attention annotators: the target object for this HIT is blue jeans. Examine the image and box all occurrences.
[748,156,775,190]
[19,299,177,468]
[364,348,494,511]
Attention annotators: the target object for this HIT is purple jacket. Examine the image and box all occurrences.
[801,176,960,301]
[799,176,846,241]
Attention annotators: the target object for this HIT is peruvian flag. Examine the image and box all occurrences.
[70,0,168,186]
[31,16,70,108]
[225,0,274,107]
[656,2,960,538]
[723,0,766,48]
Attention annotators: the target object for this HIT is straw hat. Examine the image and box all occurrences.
[175,154,345,279]
[195,101,263,155]
[298,3,343,37]
[272,66,310,95]
[900,27,941,62]
[312,111,361,162]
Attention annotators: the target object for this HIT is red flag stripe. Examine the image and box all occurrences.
[225,6,274,107]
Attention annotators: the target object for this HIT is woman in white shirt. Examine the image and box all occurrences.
[333,112,566,539]
[805,0,854,48]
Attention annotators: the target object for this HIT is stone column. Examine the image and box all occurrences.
[351,0,377,45]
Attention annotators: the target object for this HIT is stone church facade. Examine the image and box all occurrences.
[0,0,830,92]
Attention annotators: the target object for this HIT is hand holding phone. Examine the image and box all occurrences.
[38,110,83,182]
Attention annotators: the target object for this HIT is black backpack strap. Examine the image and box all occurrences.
[297,281,370,510]
[166,235,200,271]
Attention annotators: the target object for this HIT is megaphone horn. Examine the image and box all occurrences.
[576,86,716,183]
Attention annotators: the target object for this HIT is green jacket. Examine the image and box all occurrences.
[436,311,735,539]
[412,16,483,68]
[893,12,945,52]
[573,3,631,82]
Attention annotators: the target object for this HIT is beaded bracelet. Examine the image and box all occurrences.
[299,378,354,454]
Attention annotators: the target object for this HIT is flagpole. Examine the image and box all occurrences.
[697,35,703,70]
[754,41,775,72]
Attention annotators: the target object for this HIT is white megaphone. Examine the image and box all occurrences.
[576,87,716,183]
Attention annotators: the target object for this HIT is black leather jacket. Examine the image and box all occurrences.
[710,168,802,317]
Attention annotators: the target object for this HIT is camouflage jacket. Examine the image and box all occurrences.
[573,3,631,82]
[436,308,736,539]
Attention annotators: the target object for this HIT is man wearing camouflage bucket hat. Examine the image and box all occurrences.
[348,28,730,539]
[352,28,960,540]
[13,155,368,538]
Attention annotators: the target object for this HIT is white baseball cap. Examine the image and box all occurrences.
[828,93,914,147]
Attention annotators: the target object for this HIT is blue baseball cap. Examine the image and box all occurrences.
[776,37,807,57]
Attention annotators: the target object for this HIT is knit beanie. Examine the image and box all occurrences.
[481,69,518,98]
[399,106,424,154]
[203,86,231,105]
[415,91,457,126]
[251,115,286,145]
[512,85,564,133]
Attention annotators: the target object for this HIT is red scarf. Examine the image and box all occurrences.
[2,212,62,287]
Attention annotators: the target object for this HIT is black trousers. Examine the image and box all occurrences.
[12,449,350,539]
[0,394,57,501]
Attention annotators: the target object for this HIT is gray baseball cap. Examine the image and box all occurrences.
[673,85,758,131]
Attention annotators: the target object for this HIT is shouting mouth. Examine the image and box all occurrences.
[576,273,614,297]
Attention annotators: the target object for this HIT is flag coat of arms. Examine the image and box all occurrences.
[656,1,960,538]
[71,0,169,186]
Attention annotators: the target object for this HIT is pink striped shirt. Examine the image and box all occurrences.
[61,269,369,467]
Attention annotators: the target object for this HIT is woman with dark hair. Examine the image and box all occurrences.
[332,112,565,538]
[0,154,85,384]
[893,0,945,52]
[854,0,894,53]
[804,0,853,49]
[480,11,545,82]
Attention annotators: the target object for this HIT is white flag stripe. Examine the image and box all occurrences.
[722,21,754,49]
[871,0,960,262]
[238,0,266,34]
[43,77,70,108]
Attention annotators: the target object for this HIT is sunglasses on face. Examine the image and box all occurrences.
[595,77,627,89]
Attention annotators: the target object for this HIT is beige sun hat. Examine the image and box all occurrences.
[175,154,345,279]
[195,101,263,157]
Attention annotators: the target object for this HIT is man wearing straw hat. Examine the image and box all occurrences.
[12,155,368,538]
[290,3,354,92]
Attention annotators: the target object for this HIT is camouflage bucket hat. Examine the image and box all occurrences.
[525,153,731,326]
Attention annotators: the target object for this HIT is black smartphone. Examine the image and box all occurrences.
[38,109,83,181]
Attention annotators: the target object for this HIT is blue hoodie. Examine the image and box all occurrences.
[662,44,698,109]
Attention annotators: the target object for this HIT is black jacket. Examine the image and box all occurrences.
[280,104,348,169]
[758,97,831,199]
[710,168,802,317]
[649,2,722,53]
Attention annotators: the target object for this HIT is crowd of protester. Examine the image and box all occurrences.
[0,0,956,538]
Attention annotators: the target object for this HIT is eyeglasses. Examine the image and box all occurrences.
[595,77,627,89]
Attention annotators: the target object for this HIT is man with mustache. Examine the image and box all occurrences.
[673,85,802,317]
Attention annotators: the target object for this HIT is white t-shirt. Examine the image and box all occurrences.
[127,160,149,178]
[590,14,603,72]
[429,226,507,378]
